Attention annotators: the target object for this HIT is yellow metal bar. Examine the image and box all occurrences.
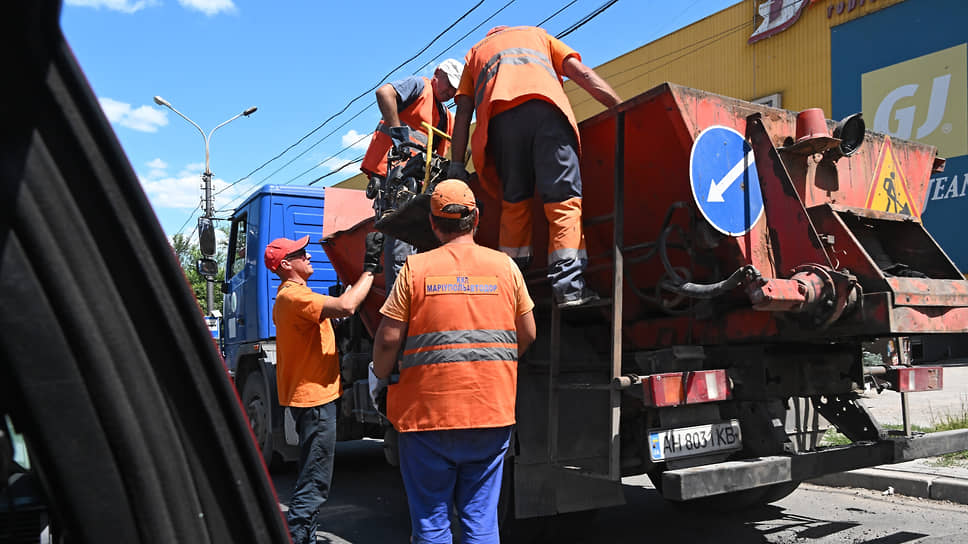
[421,121,451,189]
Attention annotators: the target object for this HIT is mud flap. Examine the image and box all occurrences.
[512,369,625,518]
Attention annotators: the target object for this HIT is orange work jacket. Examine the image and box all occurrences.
[361,76,454,178]
[387,244,519,432]
[462,26,581,198]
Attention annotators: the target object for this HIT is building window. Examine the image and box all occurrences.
[752,93,783,108]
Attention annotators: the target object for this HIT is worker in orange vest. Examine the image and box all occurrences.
[361,58,463,291]
[370,179,536,543]
[448,25,621,307]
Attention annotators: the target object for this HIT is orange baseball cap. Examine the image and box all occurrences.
[264,235,309,272]
[430,179,477,219]
[431,179,477,219]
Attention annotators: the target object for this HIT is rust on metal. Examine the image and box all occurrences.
[887,277,968,307]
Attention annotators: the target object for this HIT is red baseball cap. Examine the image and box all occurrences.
[264,235,310,272]
[431,179,477,219]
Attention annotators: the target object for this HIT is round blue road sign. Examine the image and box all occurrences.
[689,125,764,236]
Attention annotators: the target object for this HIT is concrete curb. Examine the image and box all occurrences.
[810,467,968,504]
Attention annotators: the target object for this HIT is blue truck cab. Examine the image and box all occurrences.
[221,184,384,466]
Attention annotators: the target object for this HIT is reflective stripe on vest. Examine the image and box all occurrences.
[474,47,558,107]
[401,329,517,370]
[388,244,521,432]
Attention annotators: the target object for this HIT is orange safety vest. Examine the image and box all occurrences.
[361,76,454,178]
[463,26,581,198]
[387,244,519,432]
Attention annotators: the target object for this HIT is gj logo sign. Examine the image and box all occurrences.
[862,44,968,159]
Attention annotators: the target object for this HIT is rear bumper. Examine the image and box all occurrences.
[660,429,968,501]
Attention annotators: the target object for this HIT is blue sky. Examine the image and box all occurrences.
[61,0,738,239]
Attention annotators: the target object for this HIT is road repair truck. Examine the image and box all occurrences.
[316,82,968,523]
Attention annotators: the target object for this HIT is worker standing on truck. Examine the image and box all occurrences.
[263,233,383,544]
[447,25,621,307]
[370,180,536,544]
[361,58,464,291]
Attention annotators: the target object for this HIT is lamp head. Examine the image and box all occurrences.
[153,95,171,108]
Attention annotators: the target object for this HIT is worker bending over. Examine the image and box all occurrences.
[361,58,463,290]
[448,25,620,307]
[371,180,536,543]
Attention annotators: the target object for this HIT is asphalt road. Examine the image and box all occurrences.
[272,440,968,543]
[270,364,968,542]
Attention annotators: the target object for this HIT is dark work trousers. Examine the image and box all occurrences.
[488,99,587,303]
[384,235,416,293]
[286,401,337,544]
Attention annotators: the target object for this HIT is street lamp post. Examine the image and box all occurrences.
[154,95,257,315]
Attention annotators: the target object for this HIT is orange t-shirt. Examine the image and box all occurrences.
[272,281,342,407]
[380,248,534,322]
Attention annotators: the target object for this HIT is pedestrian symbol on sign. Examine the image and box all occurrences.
[689,125,765,236]
[866,136,920,219]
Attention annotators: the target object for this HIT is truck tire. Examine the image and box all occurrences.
[241,372,274,467]
[382,426,400,467]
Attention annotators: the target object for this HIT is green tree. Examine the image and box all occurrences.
[170,227,228,313]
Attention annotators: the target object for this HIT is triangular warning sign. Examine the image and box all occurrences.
[865,137,920,219]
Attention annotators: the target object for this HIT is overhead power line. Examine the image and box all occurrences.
[220,1,487,196]
[219,0,520,200]
[537,0,577,28]
[174,204,202,237]
[308,155,364,186]
[556,0,620,39]
[276,0,617,190]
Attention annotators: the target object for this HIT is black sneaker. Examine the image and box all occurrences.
[556,288,600,309]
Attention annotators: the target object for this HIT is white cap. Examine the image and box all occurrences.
[436,58,464,88]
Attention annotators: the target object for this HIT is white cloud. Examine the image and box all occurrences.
[341,129,371,151]
[180,163,206,177]
[65,0,159,13]
[99,97,168,133]
[321,157,357,172]
[177,0,236,16]
[140,164,246,211]
[146,158,167,169]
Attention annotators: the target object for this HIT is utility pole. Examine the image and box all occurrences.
[153,95,257,315]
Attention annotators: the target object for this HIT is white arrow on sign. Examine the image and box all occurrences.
[707,149,755,203]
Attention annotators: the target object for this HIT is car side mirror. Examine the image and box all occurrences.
[198,217,216,257]
[196,257,218,278]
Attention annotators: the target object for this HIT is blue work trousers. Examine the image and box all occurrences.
[398,426,512,544]
[286,401,337,544]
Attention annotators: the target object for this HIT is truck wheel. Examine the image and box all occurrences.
[757,481,801,504]
[382,426,399,467]
[241,372,273,467]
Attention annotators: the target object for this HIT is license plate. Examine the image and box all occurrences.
[649,420,742,461]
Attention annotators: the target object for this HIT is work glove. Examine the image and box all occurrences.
[368,362,389,411]
[446,161,469,181]
[363,231,385,274]
[387,125,412,150]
